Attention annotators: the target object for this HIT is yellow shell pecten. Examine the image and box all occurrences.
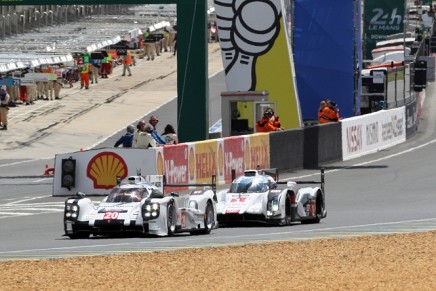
[87,152,128,189]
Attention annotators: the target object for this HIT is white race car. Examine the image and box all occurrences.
[63,175,217,238]
[216,169,327,225]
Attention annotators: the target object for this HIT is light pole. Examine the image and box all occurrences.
[48,10,53,26]
[20,14,25,33]
[64,5,68,25]
[34,10,41,31]
[6,14,11,36]
[1,16,5,40]
[56,5,61,25]
[13,13,17,35]
[42,11,48,26]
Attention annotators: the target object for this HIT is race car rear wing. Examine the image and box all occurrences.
[276,168,325,194]
[162,175,217,193]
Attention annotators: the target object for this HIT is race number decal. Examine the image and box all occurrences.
[230,197,246,203]
[103,212,119,220]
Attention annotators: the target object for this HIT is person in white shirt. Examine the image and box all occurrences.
[161,124,179,145]
[133,123,157,149]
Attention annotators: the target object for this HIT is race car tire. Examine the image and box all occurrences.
[67,232,90,239]
[167,202,177,236]
[301,194,323,224]
[191,201,214,235]
[280,194,292,226]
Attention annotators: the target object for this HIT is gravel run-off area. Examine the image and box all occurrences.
[1,231,436,290]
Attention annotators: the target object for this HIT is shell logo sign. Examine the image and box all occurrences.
[87,152,128,189]
[157,151,164,175]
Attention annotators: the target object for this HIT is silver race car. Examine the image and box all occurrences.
[216,169,327,225]
[64,175,217,238]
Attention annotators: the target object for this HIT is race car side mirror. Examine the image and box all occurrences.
[76,192,86,198]
[170,192,179,197]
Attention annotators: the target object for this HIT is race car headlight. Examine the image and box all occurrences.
[267,196,280,214]
[142,202,160,221]
[64,203,80,221]
[272,201,279,212]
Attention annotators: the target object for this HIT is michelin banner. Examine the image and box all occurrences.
[364,0,405,59]
[214,0,301,129]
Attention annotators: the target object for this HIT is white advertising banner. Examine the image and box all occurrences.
[53,148,158,196]
[341,107,406,160]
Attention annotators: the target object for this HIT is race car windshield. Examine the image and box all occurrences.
[229,179,268,193]
[106,188,147,203]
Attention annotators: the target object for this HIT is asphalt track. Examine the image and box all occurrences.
[1,56,436,262]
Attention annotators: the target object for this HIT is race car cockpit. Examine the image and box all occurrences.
[106,187,148,203]
[229,176,270,193]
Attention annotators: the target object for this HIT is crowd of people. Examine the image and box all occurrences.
[114,115,178,149]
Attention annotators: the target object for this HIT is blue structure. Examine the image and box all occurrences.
[293,0,355,120]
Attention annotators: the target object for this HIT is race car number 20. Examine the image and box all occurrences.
[103,212,119,220]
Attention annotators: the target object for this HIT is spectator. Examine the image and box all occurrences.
[80,65,90,89]
[133,123,157,149]
[318,101,327,123]
[133,120,146,148]
[149,115,166,145]
[162,124,179,144]
[255,107,283,132]
[53,77,63,100]
[121,52,132,76]
[319,101,340,124]
[0,86,10,130]
[90,64,99,84]
[270,109,283,130]
[114,125,135,148]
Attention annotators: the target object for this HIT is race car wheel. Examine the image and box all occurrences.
[302,195,323,224]
[167,202,177,236]
[67,232,90,239]
[191,201,215,235]
[281,194,291,226]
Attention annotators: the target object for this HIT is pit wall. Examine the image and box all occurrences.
[53,105,418,196]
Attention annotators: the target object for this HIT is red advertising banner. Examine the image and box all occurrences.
[163,144,189,192]
[223,136,245,183]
